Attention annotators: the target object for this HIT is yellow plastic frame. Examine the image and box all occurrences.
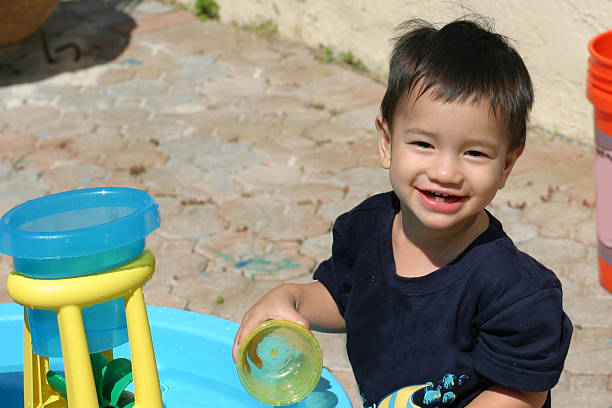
[7,249,163,408]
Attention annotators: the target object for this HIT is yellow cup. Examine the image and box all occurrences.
[236,320,323,406]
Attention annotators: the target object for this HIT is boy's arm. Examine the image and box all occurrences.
[466,385,548,408]
[231,281,345,362]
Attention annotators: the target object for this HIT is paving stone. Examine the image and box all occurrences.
[124,116,192,143]
[90,107,151,127]
[159,136,263,173]
[144,93,205,114]
[334,104,381,134]
[166,54,229,87]
[551,372,612,408]
[102,142,168,170]
[146,20,238,56]
[198,77,268,111]
[0,164,50,207]
[564,297,612,328]
[523,200,593,239]
[0,131,38,164]
[211,278,280,323]
[98,169,148,191]
[155,196,184,218]
[194,230,315,280]
[300,233,332,265]
[158,204,227,241]
[22,146,79,171]
[332,167,391,198]
[150,238,199,276]
[557,275,585,299]
[299,70,386,112]
[181,169,243,204]
[141,162,199,196]
[105,79,170,99]
[583,282,612,299]
[30,83,81,102]
[251,94,312,117]
[132,9,197,36]
[560,256,600,287]
[174,269,251,316]
[39,162,107,193]
[264,53,340,88]
[31,112,97,143]
[516,237,588,271]
[302,120,371,144]
[317,196,369,223]
[564,327,612,376]
[571,218,597,247]
[215,196,331,242]
[347,136,381,168]
[513,130,588,177]
[297,143,361,174]
[278,109,331,140]
[56,87,118,111]
[314,331,352,371]
[487,205,540,245]
[0,106,61,132]
[234,163,302,194]
[496,154,595,209]
[68,126,127,164]
[326,368,362,408]
[96,66,137,85]
[0,254,14,303]
[281,182,345,205]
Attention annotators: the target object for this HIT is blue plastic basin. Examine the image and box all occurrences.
[0,187,160,357]
[0,304,352,407]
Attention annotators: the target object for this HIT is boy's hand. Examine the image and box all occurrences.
[231,284,310,363]
[232,281,345,363]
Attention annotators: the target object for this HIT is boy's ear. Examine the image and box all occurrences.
[376,115,391,169]
[498,146,523,189]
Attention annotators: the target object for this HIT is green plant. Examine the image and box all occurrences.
[195,0,219,20]
[47,353,135,408]
[339,50,367,71]
[243,19,278,36]
[315,44,334,63]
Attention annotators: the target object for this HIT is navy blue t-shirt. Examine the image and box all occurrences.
[314,192,572,408]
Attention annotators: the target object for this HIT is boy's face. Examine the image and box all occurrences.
[376,88,521,234]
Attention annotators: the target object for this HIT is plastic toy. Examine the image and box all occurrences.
[237,320,323,406]
[0,187,162,408]
[0,188,352,407]
[587,28,612,293]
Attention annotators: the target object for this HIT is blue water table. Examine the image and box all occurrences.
[0,187,352,408]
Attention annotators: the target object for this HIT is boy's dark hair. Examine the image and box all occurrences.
[380,18,533,151]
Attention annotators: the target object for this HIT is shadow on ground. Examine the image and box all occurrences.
[0,0,141,86]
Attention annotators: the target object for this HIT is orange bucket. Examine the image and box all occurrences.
[587,29,612,293]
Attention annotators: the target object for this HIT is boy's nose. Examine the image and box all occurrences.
[427,155,463,185]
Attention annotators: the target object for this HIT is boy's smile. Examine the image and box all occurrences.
[377,88,522,239]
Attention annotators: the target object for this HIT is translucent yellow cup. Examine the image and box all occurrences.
[236,320,323,406]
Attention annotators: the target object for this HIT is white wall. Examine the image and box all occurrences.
[217,0,612,145]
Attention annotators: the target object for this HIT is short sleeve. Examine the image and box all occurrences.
[313,214,353,316]
[473,287,573,392]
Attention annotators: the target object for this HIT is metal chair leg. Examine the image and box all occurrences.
[40,30,80,64]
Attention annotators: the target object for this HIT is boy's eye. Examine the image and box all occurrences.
[466,150,487,158]
[413,141,432,149]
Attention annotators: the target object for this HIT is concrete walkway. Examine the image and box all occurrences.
[0,1,610,406]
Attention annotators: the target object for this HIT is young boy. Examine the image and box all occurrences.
[233,18,572,408]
